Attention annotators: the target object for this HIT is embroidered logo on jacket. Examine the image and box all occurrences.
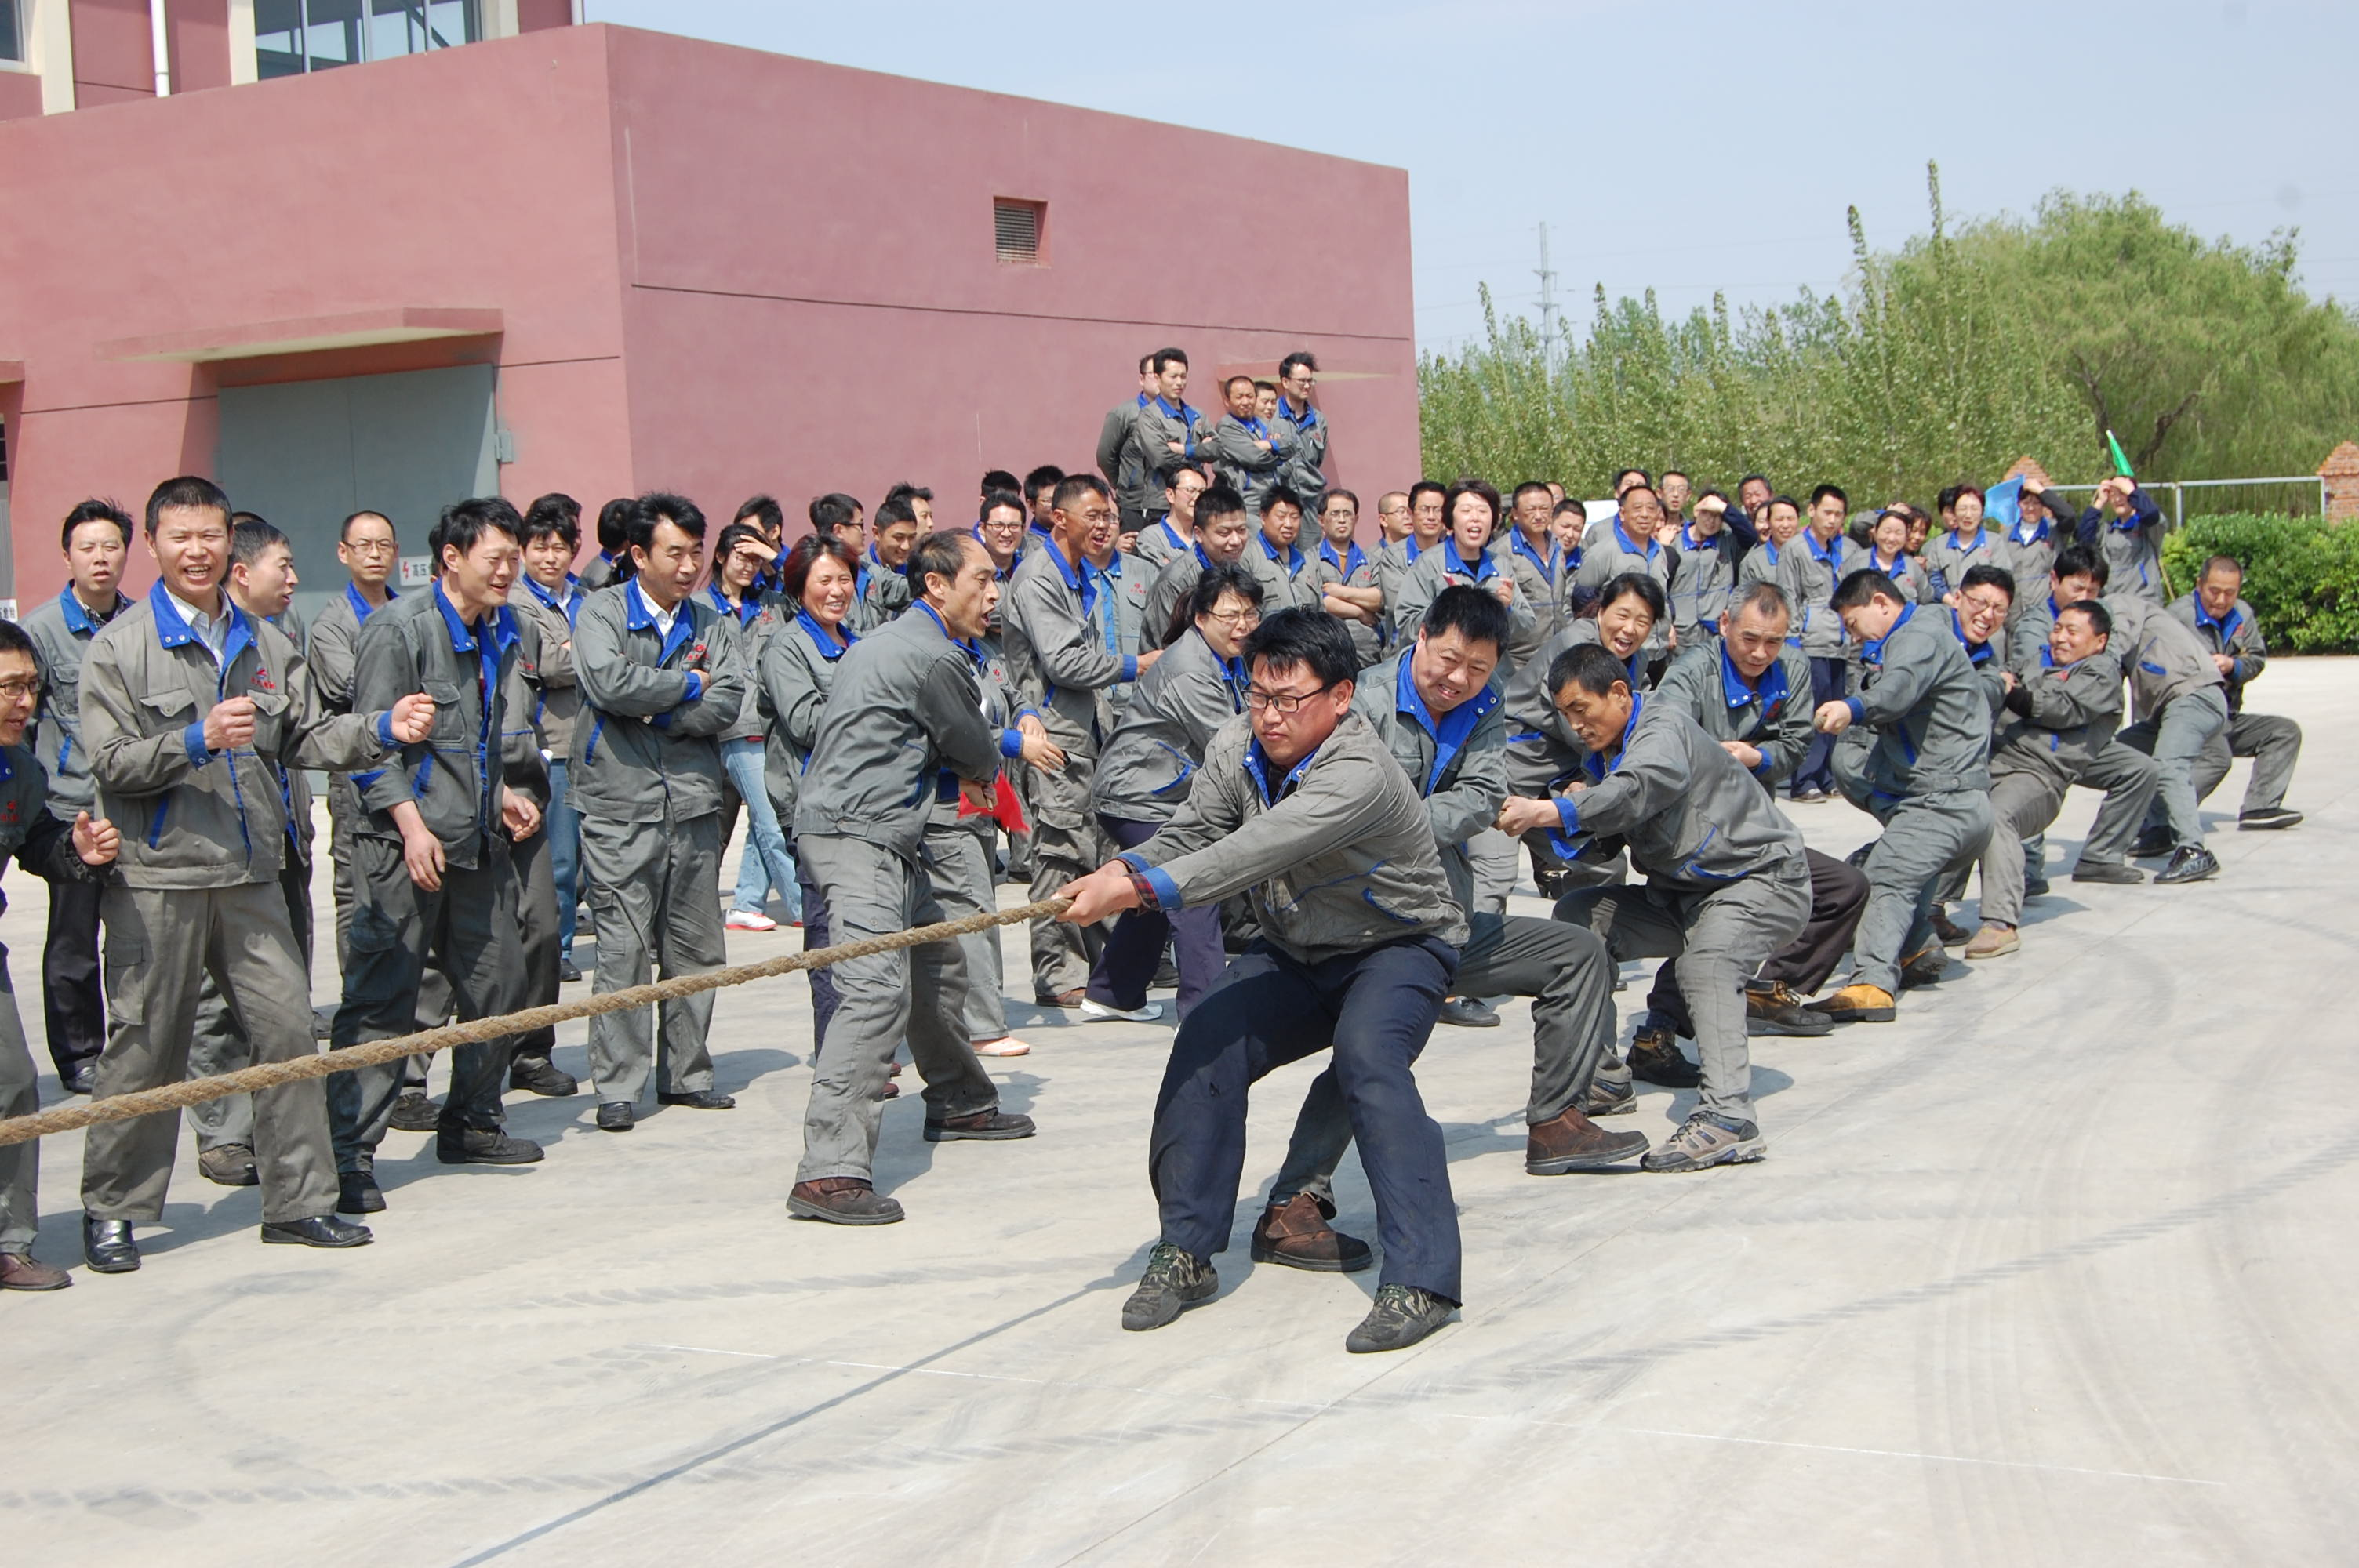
[250,669,278,692]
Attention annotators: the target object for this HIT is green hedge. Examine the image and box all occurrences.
[2161,514,2359,653]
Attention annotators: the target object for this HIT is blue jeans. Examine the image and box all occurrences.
[1087,815,1223,1019]
[547,757,582,959]
[1793,655,1846,795]
[722,738,802,917]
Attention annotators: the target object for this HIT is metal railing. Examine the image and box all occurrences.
[2039,475,2328,530]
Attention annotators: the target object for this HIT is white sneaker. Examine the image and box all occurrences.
[725,910,779,931]
[1079,998,1163,1023]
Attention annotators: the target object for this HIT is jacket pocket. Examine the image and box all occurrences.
[103,935,149,1026]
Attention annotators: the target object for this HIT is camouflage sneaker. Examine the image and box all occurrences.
[1121,1243,1217,1331]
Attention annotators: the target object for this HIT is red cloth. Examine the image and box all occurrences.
[957,771,1030,834]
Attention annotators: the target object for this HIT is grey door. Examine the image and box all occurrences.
[217,364,498,629]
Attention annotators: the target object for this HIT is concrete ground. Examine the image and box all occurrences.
[5,658,2357,1566]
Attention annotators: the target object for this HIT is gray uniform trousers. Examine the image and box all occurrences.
[2097,688,2230,850]
[2027,742,2161,873]
[510,823,562,1063]
[795,833,1001,1183]
[1024,754,1110,1000]
[326,837,525,1173]
[580,811,724,1104]
[2191,712,2302,815]
[0,955,38,1254]
[1268,913,1618,1207]
[1555,867,1810,1122]
[187,855,312,1154]
[1848,792,1994,995]
[1468,828,1518,915]
[921,811,1011,1043]
[82,883,338,1225]
[1975,775,2062,931]
[329,777,448,1090]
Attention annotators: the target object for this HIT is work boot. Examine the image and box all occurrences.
[2070,858,2143,884]
[657,1089,736,1109]
[337,1171,386,1215]
[1899,943,1948,989]
[1931,906,1972,946]
[387,1091,442,1132]
[2238,806,2303,830]
[924,1109,1036,1142]
[1809,983,1896,1023]
[1641,1112,1766,1173]
[1249,1193,1372,1272]
[787,1178,905,1225]
[595,1101,635,1131]
[1121,1242,1218,1330]
[1345,1284,1457,1353]
[198,1143,260,1187]
[1579,1075,1636,1117]
[2024,873,2052,899]
[436,1128,545,1165]
[1436,996,1500,1028]
[2129,826,2174,858]
[1963,924,2019,960]
[1524,1105,1649,1174]
[1627,1027,1701,1088]
[1746,983,1833,1037]
[0,1252,71,1291]
[509,1056,579,1097]
[2156,844,2220,884]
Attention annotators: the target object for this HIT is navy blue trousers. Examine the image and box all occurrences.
[1087,815,1227,1019]
[1148,934,1463,1303]
[1792,655,1847,795]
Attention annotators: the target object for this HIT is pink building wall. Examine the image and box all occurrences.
[0,23,1418,606]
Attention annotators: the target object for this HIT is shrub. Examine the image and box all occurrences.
[2162,514,2359,652]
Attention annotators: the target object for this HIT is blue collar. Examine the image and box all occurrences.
[1405,535,1431,565]
[1510,530,1560,581]
[1259,533,1304,575]
[1861,602,1917,666]
[623,578,699,665]
[1041,535,1100,619]
[2194,601,2243,642]
[1679,523,1721,554]
[1242,736,1321,806]
[1869,546,1907,576]
[1395,655,1499,797]
[1950,610,1994,666]
[1238,415,1273,444]
[2013,517,2051,546]
[1158,518,1190,553]
[1154,396,1198,456]
[58,586,124,635]
[434,580,520,658]
[1946,528,1990,555]
[525,572,583,626]
[706,582,763,626]
[1320,536,1369,578]
[1720,642,1790,712]
[1446,540,1499,581]
[796,608,854,658]
[1277,395,1319,431]
[1583,692,1646,783]
[346,581,394,622]
[1805,531,1845,568]
[1759,539,1783,567]
[1612,520,1661,562]
[147,579,256,670]
[909,600,955,644]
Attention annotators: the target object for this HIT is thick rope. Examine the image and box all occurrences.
[0,897,1072,1150]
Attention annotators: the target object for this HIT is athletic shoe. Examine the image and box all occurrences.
[1078,998,1162,1023]
[1121,1243,1216,1330]
[1345,1284,1457,1352]
[2156,844,2221,885]
[725,909,779,932]
[2238,807,2302,830]
[1963,924,2019,960]
[1641,1112,1766,1173]
[2070,859,2143,884]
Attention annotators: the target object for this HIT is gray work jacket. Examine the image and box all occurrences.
[576,550,624,594]
[1097,397,1148,501]
[1274,396,1329,510]
[704,588,783,742]
[1918,527,2005,602]
[82,583,389,890]
[1122,709,1467,964]
[1858,546,1932,604]
[1390,542,1535,647]
[1245,532,1320,614]
[1502,532,1573,672]
[1351,652,1507,915]
[23,586,132,817]
[1778,532,1854,659]
[351,584,533,869]
[1004,539,1134,751]
[1093,550,1153,705]
[568,580,745,824]
[2079,494,2168,604]
[851,548,913,635]
[1134,516,1194,572]
[1652,637,1816,789]
[1572,519,1674,651]
[1209,414,1294,517]
[307,582,399,716]
[791,602,1002,862]
[1666,526,1736,643]
[1990,648,2126,793]
[756,609,858,825]
[2103,593,2226,724]
[509,575,583,755]
[2168,592,2266,714]
[0,742,104,914]
[1119,398,1212,520]
[2002,522,2057,612]
[1094,628,1249,823]
[1310,537,1384,668]
[1841,603,1994,801]
[1549,695,1807,894]
[1140,545,1213,652]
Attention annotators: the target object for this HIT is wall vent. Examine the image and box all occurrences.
[994,198,1045,265]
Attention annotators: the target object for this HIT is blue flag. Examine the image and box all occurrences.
[1985,475,2023,533]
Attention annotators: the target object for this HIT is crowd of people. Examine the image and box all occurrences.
[0,341,2310,1355]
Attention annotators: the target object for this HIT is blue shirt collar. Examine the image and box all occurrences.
[1320,536,1368,576]
[1679,523,1720,554]
[1394,654,1499,796]
[1720,641,1790,711]
[1242,735,1321,806]
[1861,601,1917,666]
[1277,394,1318,430]
[2013,517,2051,546]
[1583,691,1646,783]
[525,572,583,626]
[1158,518,1190,553]
[58,586,124,635]
[1510,529,1560,579]
[2194,600,2242,641]
[1612,519,1661,561]
[795,608,854,657]
[1259,533,1304,573]
[624,578,699,664]
[1946,527,1990,555]
[147,579,256,667]
[434,580,521,658]
[909,600,954,643]
[347,581,394,622]
[1805,530,1845,568]
[1446,539,1498,580]
[706,582,763,626]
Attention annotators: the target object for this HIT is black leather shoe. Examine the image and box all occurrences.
[260,1214,373,1248]
[61,1062,96,1096]
[2071,859,2143,884]
[436,1128,545,1165]
[596,1100,635,1131]
[558,957,583,983]
[387,1091,443,1132]
[82,1216,139,1274]
[1436,996,1500,1029]
[1627,1028,1702,1087]
[509,1056,580,1098]
[2155,844,2220,885]
[2238,806,2302,830]
[656,1090,736,1109]
[337,1172,386,1214]
[924,1109,1036,1142]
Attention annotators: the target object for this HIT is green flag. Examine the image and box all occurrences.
[2104,429,2134,477]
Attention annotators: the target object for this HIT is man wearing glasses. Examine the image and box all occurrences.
[1059,609,1467,1354]
[1274,352,1329,517]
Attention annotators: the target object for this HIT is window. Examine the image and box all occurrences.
[994,198,1045,266]
[256,0,480,79]
[0,0,24,65]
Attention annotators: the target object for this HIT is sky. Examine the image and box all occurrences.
[583,0,2359,358]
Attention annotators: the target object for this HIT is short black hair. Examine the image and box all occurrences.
[2052,543,2107,586]
[595,499,632,553]
[230,517,291,572]
[1243,606,1358,690]
[341,508,394,543]
[1660,469,1690,485]
[980,488,1026,524]
[1195,483,1248,528]
[1739,473,1771,492]
[1150,347,1189,376]
[875,493,921,531]
[734,494,785,535]
[1510,481,1554,509]
[882,481,933,510]
[1051,474,1111,513]
[1549,641,1635,699]
[145,476,231,537]
[1730,581,1792,623]
[981,468,1020,495]
[1321,488,1359,515]
[0,618,35,664]
[1261,482,1305,517]
[61,498,134,553]
[1158,457,1209,490]
[1809,482,1848,510]
[1764,493,1802,519]
[1278,350,1318,380]
[1407,479,1448,512]
[1553,497,1587,520]
[627,492,706,553]
[523,492,582,550]
[1958,563,2017,602]
[1612,467,1652,489]
[907,529,977,600]
[2199,554,2245,583]
[434,496,525,563]
[1596,571,1667,623]
[809,493,861,536]
[1176,560,1265,644]
[1421,583,1511,654]
[1024,466,1067,506]
[1831,567,1904,610]
[2059,599,2112,639]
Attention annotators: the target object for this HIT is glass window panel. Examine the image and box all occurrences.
[369,0,425,62]
[1,0,24,65]
[256,0,305,76]
[305,0,363,71]
[423,0,478,49]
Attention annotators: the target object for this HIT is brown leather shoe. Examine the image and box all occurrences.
[1249,1192,1372,1272]
[787,1178,905,1225]
[1525,1105,1650,1174]
[0,1252,71,1291]
[1809,982,1896,1022]
[1037,989,1087,1008]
